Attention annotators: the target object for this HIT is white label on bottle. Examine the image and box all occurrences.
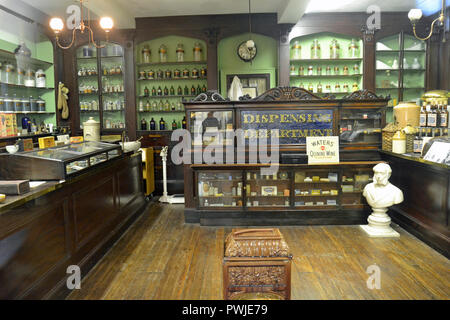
[419,114,427,126]
[441,114,448,127]
[428,114,437,127]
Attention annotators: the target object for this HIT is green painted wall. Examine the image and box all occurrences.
[218,33,277,97]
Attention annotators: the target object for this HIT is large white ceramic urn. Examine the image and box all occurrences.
[83,117,100,141]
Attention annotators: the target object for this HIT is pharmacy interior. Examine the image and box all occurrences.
[0,0,448,300]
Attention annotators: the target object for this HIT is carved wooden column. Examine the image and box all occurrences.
[204,27,220,91]
[278,24,293,87]
[362,26,376,92]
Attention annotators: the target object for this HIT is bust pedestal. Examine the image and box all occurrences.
[360,207,400,237]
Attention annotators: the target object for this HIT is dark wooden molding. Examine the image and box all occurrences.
[342,89,382,100]
[253,87,323,101]
[191,90,229,102]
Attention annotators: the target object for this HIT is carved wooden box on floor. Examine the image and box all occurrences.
[223,228,292,300]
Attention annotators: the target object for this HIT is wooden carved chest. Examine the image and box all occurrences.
[223,228,292,300]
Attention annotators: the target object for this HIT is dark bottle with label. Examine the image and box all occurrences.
[159,117,166,130]
[413,128,422,153]
[182,116,187,129]
[140,118,147,130]
[439,104,448,128]
[163,86,169,96]
[150,117,156,130]
[197,84,202,95]
[202,84,207,93]
[427,101,437,127]
[172,119,177,130]
[177,86,183,95]
[184,85,189,95]
[191,85,196,96]
[144,86,149,97]
[419,102,427,128]
[169,85,175,96]
[151,86,156,96]
[157,86,162,96]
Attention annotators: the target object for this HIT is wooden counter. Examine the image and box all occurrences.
[0,152,147,299]
[379,150,449,258]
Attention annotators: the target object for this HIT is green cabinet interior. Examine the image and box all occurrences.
[0,28,56,130]
[76,41,126,130]
[135,35,207,130]
[289,32,363,98]
[375,32,426,122]
[218,33,278,98]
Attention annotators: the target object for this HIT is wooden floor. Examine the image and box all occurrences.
[68,203,450,300]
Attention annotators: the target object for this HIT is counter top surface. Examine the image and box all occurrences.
[379,150,450,170]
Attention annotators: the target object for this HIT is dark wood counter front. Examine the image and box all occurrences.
[0,153,147,299]
[379,151,449,258]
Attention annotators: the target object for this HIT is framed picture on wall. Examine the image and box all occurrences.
[226,73,270,98]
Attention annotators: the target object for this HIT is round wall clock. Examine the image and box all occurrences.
[237,41,257,62]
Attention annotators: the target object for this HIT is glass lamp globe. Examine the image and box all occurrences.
[246,39,255,49]
[100,17,114,31]
[408,9,423,23]
[49,17,64,33]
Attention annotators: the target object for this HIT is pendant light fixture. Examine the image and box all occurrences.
[49,0,114,49]
[246,0,255,50]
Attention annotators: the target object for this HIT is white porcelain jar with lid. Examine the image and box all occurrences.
[35,69,46,88]
[83,117,100,141]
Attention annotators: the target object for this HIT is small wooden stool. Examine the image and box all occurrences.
[223,228,292,300]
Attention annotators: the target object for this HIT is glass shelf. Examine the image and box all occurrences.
[290,58,363,63]
[0,83,54,90]
[290,74,362,79]
[0,48,53,69]
[137,60,207,67]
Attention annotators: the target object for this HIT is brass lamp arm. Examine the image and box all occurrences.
[412,15,442,41]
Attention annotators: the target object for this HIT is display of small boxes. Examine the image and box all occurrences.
[38,136,56,149]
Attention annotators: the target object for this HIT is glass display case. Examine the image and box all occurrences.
[197,171,243,208]
[194,165,375,211]
[136,36,207,132]
[188,110,234,147]
[76,42,126,130]
[289,33,363,98]
[375,32,426,117]
[245,170,291,208]
[0,141,122,180]
[339,108,383,144]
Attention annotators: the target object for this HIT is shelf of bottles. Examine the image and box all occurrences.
[196,167,374,210]
[76,42,126,130]
[413,98,449,154]
[289,33,363,97]
[375,33,426,122]
[0,36,55,136]
[136,36,207,131]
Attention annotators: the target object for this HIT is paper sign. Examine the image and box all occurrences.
[306,136,339,164]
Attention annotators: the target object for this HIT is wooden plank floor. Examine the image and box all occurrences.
[67,203,450,300]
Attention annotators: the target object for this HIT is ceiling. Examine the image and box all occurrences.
[19,0,437,29]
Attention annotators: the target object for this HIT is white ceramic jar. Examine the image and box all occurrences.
[83,117,100,141]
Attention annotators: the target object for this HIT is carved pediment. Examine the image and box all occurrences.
[343,89,384,100]
[191,90,229,102]
[253,87,323,101]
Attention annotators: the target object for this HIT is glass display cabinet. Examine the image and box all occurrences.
[339,108,383,144]
[136,36,208,132]
[188,109,234,147]
[0,141,122,180]
[193,165,376,212]
[76,42,126,131]
[289,32,364,98]
[197,171,243,208]
[375,32,426,110]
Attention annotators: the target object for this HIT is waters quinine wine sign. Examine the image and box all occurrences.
[306,136,339,164]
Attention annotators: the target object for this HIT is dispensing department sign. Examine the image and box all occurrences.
[306,136,339,164]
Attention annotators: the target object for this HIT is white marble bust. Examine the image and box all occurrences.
[360,163,403,237]
[363,163,403,209]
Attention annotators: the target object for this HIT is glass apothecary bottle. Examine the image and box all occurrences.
[352,82,359,92]
[311,39,321,59]
[353,64,360,75]
[343,84,349,93]
[200,67,207,78]
[290,65,296,76]
[308,83,314,92]
[307,66,314,76]
[291,41,301,60]
[298,66,304,76]
[334,66,340,75]
[343,66,349,75]
[335,83,341,93]
[5,64,15,84]
[159,44,167,62]
[348,39,359,58]
[330,39,340,59]
[142,45,151,63]
[326,66,331,76]
[176,43,184,62]
[317,66,322,75]
[24,68,35,87]
[325,84,331,93]
[298,82,305,89]
[317,82,323,93]
[17,67,25,86]
[193,42,202,61]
